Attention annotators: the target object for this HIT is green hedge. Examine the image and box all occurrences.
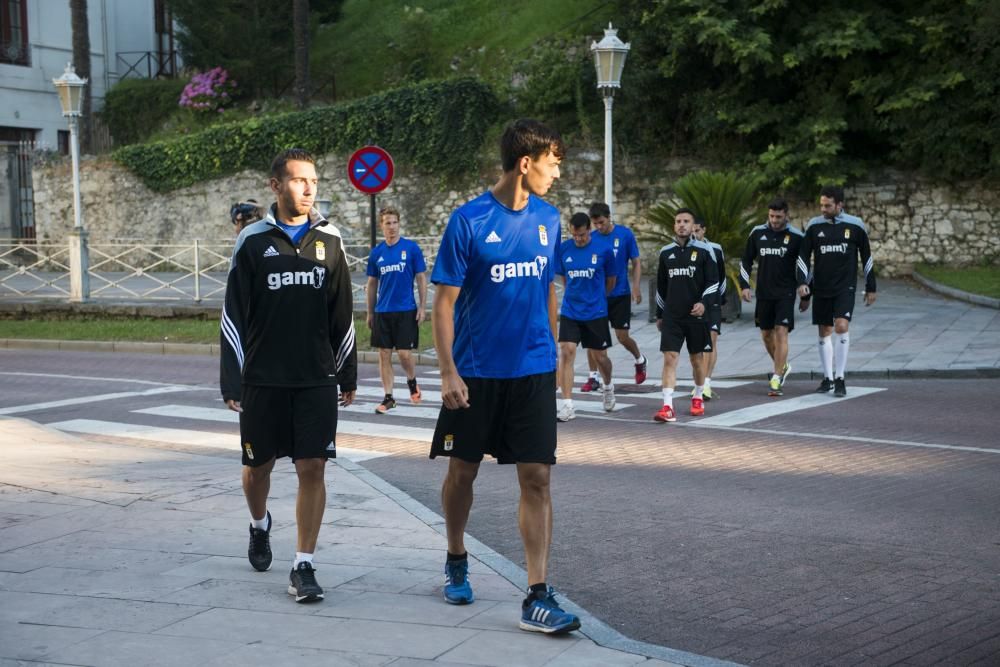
[100,78,188,146]
[113,78,501,192]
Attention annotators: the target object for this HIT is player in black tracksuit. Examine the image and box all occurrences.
[220,148,357,604]
[653,209,719,422]
[691,219,725,400]
[796,185,877,397]
[739,198,806,395]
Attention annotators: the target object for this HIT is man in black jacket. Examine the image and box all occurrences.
[220,148,357,603]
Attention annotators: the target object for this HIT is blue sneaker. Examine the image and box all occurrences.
[443,559,474,605]
[519,587,581,634]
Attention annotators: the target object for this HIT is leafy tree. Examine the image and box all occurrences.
[293,0,310,109]
[166,0,343,100]
[615,0,1000,188]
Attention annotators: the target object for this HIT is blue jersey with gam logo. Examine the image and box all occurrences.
[592,224,640,298]
[366,237,426,312]
[556,239,615,321]
[431,191,560,379]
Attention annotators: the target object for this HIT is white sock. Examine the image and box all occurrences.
[251,513,269,531]
[589,371,600,381]
[834,332,850,378]
[562,398,573,409]
[635,354,645,364]
[693,385,704,399]
[604,383,615,392]
[818,336,834,380]
[662,387,674,407]
[293,552,313,568]
[704,377,712,390]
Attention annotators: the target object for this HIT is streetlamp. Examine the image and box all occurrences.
[591,23,630,216]
[52,63,89,302]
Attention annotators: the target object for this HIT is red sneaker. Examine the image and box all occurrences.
[653,405,677,422]
[580,377,600,392]
[634,357,647,385]
[690,397,705,416]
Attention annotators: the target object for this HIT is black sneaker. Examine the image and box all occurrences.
[288,562,324,603]
[248,511,272,572]
[834,377,847,397]
[375,395,396,414]
[815,378,834,393]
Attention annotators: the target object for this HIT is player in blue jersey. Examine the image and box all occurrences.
[691,218,725,400]
[555,212,617,422]
[796,186,877,397]
[430,119,580,635]
[581,202,648,390]
[365,206,427,414]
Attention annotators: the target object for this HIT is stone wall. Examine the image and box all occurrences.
[31,152,999,276]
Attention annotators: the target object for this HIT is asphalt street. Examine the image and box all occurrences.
[1,349,998,665]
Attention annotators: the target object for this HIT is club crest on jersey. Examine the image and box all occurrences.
[443,434,454,451]
[690,250,698,261]
[844,229,851,239]
[591,254,598,264]
[401,250,407,260]
[784,235,790,244]
[315,240,325,260]
[614,238,620,247]
[538,225,548,246]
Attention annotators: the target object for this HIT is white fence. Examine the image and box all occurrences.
[0,237,441,304]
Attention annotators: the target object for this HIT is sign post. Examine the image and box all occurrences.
[347,145,395,249]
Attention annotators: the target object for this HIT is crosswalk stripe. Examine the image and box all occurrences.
[0,386,194,416]
[353,386,633,414]
[689,387,886,427]
[363,375,752,390]
[46,418,405,458]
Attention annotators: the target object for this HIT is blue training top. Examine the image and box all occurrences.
[556,238,615,321]
[431,190,560,379]
[366,237,426,313]
[592,224,640,298]
[275,220,309,245]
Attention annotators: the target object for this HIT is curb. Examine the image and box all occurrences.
[911,270,1000,310]
[0,337,441,367]
[722,367,1000,381]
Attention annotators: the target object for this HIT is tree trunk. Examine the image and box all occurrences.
[70,0,92,154]
[293,0,310,109]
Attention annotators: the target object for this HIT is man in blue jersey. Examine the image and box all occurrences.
[221,148,357,604]
[365,205,427,414]
[796,186,877,397]
[555,212,617,422]
[430,119,580,635]
[691,218,725,400]
[581,202,648,391]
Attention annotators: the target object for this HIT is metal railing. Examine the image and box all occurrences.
[0,237,441,304]
[116,50,178,79]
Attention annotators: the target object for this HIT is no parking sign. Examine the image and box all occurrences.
[348,146,394,195]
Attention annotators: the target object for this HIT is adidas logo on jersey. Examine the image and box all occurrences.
[263,245,279,257]
[817,231,826,238]
[668,253,676,259]
[485,231,502,243]
[565,256,573,263]
[760,235,767,241]
[377,256,385,263]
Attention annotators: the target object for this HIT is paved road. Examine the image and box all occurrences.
[2,349,998,665]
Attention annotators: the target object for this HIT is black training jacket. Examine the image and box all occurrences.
[220,208,357,402]
[796,213,877,297]
[655,239,720,321]
[739,223,805,300]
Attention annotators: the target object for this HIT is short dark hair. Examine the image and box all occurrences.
[499,119,565,172]
[692,217,706,229]
[588,202,610,219]
[570,212,591,229]
[675,207,696,219]
[819,185,844,204]
[768,197,789,212]
[271,148,316,179]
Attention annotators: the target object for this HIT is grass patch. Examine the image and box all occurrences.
[0,315,435,350]
[916,264,1000,299]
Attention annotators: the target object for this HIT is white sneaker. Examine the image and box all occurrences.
[556,404,575,422]
[602,387,616,412]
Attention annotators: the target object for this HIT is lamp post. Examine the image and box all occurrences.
[591,23,630,216]
[52,63,89,302]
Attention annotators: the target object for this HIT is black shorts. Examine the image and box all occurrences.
[239,385,338,467]
[755,297,796,332]
[660,318,712,354]
[606,295,632,330]
[812,289,857,326]
[430,372,557,465]
[372,310,419,350]
[558,315,612,350]
[707,305,722,334]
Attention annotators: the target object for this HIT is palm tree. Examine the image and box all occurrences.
[645,170,764,309]
[70,0,92,153]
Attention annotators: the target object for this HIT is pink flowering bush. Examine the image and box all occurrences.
[179,67,237,113]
